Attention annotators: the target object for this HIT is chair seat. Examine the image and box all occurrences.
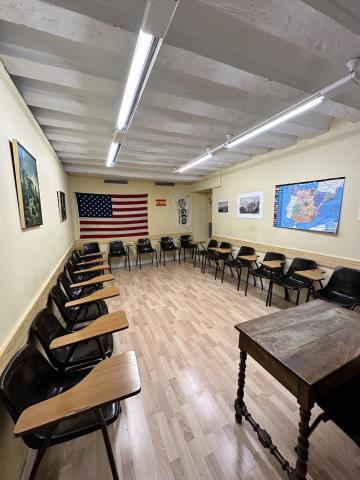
[139,248,155,253]
[161,245,177,251]
[313,289,360,308]
[24,401,120,449]
[53,335,113,368]
[252,267,283,280]
[227,259,250,268]
[317,374,360,447]
[72,300,108,323]
[275,275,311,289]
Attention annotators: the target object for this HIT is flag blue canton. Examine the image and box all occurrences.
[76,193,112,218]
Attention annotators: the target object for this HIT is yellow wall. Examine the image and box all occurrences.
[68,175,209,244]
[0,63,74,479]
[203,120,360,263]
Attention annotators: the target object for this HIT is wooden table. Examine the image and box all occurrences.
[70,273,114,288]
[260,260,286,307]
[295,269,326,302]
[14,352,141,480]
[234,300,360,480]
[65,285,120,308]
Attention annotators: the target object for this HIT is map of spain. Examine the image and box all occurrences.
[274,178,345,234]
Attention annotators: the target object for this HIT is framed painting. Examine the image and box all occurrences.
[11,139,43,229]
[218,199,230,213]
[237,192,264,219]
[57,190,67,222]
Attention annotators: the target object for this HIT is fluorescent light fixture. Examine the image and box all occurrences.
[177,152,213,173]
[116,30,155,132]
[106,142,121,167]
[227,95,324,149]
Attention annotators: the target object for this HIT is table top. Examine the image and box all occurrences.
[260,260,285,269]
[14,351,140,436]
[235,300,360,404]
[70,273,114,288]
[79,251,104,258]
[74,264,110,274]
[208,247,234,253]
[294,269,326,281]
[50,311,128,349]
[65,285,119,308]
[76,256,107,266]
[237,255,259,261]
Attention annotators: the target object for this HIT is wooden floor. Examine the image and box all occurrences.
[38,261,360,480]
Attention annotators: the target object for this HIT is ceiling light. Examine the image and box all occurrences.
[116,30,158,132]
[177,152,213,173]
[106,142,121,168]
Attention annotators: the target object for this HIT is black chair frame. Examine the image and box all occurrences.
[136,239,158,269]
[108,240,131,273]
[159,237,180,266]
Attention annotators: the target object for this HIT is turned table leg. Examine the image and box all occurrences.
[234,350,247,423]
[288,405,312,480]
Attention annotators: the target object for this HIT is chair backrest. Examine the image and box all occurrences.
[288,257,316,276]
[137,238,152,252]
[263,251,285,262]
[326,267,360,297]
[83,242,100,254]
[237,246,255,257]
[109,240,125,256]
[49,285,74,324]
[30,308,66,365]
[160,236,175,249]
[219,242,232,249]
[73,250,81,262]
[207,239,218,249]
[57,272,73,299]
[65,261,76,281]
[0,343,56,424]
[180,234,192,247]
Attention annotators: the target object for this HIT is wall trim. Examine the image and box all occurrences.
[0,244,73,374]
[74,232,192,248]
[212,235,360,270]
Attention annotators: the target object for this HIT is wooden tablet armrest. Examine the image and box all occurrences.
[79,252,104,258]
[14,352,141,436]
[65,286,120,308]
[76,256,107,266]
[50,311,129,349]
[70,274,114,288]
[74,264,110,274]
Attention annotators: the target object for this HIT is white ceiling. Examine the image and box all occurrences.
[0,0,360,182]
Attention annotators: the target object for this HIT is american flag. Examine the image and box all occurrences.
[76,192,149,239]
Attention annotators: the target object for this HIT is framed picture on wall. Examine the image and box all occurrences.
[57,190,67,222]
[237,191,264,219]
[218,199,230,213]
[11,139,43,229]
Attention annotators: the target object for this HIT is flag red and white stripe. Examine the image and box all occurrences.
[77,193,149,239]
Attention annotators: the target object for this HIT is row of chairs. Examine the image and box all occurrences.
[0,248,139,480]
[195,239,360,309]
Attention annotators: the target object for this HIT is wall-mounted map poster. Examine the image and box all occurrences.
[273,177,345,234]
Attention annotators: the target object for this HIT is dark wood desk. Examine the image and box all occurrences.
[234,300,360,480]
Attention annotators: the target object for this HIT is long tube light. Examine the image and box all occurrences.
[227,95,324,149]
[106,142,121,168]
[177,59,360,174]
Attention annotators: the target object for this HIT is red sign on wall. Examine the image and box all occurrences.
[156,199,166,207]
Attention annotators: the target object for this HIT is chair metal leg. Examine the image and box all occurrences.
[237,268,242,291]
[95,408,119,480]
[108,256,112,273]
[183,247,186,263]
[139,253,142,270]
[215,262,219,280]
[127,253,131,271]
[296,289,301,305]
[29,424,57,480]
[245,267,250,296]
[155,250,159,267]
[284,287,289,301]
[221,260,226,283]
[178,249,181,264]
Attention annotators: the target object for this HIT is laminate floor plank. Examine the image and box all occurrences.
[37,262,360,479]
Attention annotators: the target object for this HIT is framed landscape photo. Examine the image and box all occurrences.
[237,192,264,219]
[57,190,67,222]
[218,199,230,214]
[11,139,43,229]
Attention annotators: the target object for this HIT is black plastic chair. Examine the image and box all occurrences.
[159,236,180,266]
[209,242,232,280]
[65,261,98,283]
[179,235,195,263]
[108,240,130,273]
[30,308,113,371]
[49,285,108,331]
[136,238,158,269]
[275,258,316,305]
[312,266,360,309]
[248,252,286,305]
[0,343,120,480]
[82,242,100,254]
[308,373,360,447]
[225,246,256,291]
[57,272,98,300]
[194,239,218,269]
